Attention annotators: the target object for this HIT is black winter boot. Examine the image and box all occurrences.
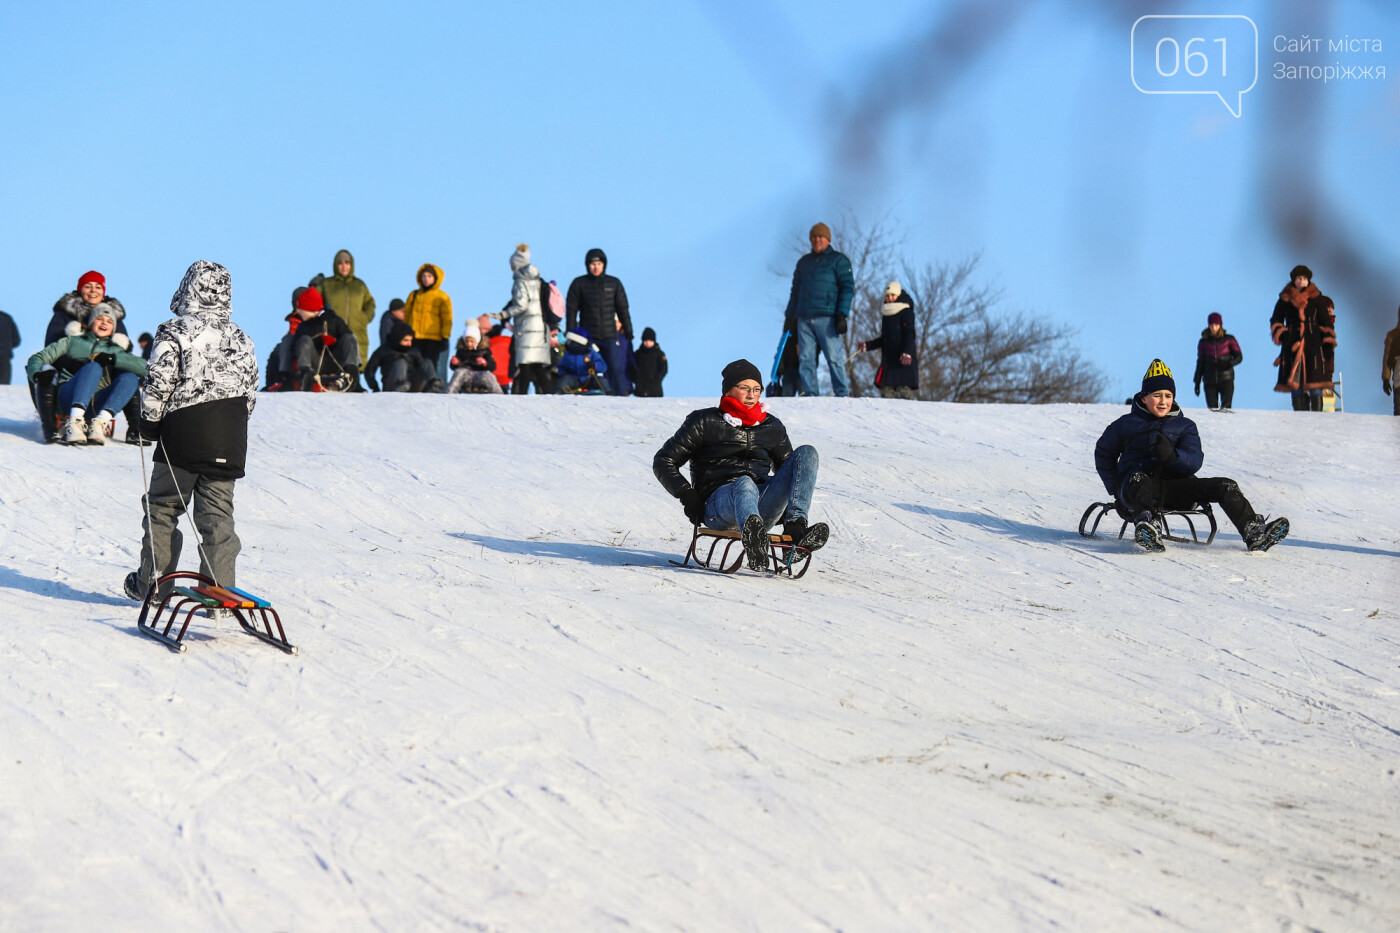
[32,378,59,443]
[740,515,770,572]
[1243,515,1290,552]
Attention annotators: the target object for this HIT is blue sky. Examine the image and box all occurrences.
[2,0,1397,413]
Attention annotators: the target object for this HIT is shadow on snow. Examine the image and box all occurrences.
[449,532,676,567]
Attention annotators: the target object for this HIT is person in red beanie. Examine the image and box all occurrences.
[290,286,359,391]
[653,359,829,571]
[42,270,144,443]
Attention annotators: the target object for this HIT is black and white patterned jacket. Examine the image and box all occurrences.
[142,261,259,478]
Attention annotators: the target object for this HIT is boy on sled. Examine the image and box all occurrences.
[1094,359,1290,553]
[653,359,829,571]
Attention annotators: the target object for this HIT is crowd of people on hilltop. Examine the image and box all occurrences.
[259,245,668,400]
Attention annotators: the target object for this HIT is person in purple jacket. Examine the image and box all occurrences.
[1192,312,1243,410]
[1094,359,1289,552]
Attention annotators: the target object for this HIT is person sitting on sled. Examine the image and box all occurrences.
[1094,359,1289,552]
[364,322,442,393]
[653,359,829,571]
[446,321,502,394]
[553,326,609,394]
[25,304,147,445]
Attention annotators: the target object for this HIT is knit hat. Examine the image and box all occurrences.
[296,288,324,312]
[585,248,607,270]
[722,359,763,392]
[810,222,832,240]
[1139,358,1176,397]
[885,281,902,299]
[77,270,106,291]
[510,243,531,271]
[387,298,406,314]
[1207,312,1223,327]
[465,322,481,341]
[1289,264,1313,282]
[87,306,116,327]
[388,321,415,345]
[641,327,656,342]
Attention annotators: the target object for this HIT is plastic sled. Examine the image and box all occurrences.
[137,571,297,654]
[670,525,814,579]
[1079,499,1217,545]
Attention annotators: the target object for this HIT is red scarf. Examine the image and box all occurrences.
[719,395,768,426]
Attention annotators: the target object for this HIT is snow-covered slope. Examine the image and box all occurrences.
[1,388,1396,932]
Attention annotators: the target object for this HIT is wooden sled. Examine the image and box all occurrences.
[137,571,297,654]
[670,525,814,578]
[1079,500,1217,545]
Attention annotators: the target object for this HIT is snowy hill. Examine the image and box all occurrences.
[0,388,1397,932]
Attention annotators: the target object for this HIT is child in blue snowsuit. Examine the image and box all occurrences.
[1094,359,1289,552]
[554,327,609,394]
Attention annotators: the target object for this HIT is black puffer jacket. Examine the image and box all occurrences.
[653,406,794,503]
[566,249,632,341]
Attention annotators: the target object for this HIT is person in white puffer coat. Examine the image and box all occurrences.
[125,260,259,602]
[503,243,554,395]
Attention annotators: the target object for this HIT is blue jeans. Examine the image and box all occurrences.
[703,445,818,531]
[796,316,849,397]
[58,363,139,416]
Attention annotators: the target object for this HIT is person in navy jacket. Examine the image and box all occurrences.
[1094,359,1289,552]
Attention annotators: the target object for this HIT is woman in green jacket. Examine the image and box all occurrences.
[319,249,375,371]
[26,306,147,444]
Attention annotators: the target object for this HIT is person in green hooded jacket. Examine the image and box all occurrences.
[318,249,376,372]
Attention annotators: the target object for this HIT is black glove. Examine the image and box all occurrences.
[138,418,162,441]
[93,353,116,368]
[784,314,797,335]
[1149,431,1176,464]
[833,314,847,336]
[1385,379,1392,396]
[680,489,706,526]
[1193,381,1201,397]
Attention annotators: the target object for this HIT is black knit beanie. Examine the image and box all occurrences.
[722,359,762,392]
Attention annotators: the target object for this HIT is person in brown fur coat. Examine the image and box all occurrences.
[1382,304,1400,416]
[1270,264,1337,411]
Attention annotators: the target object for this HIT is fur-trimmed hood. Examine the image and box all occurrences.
[54,291,126,327]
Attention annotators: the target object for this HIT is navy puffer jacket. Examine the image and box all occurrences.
[1093,400,1203,499]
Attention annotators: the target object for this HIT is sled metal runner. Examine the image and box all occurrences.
[670,526,814,578]
[137,571,297,654]
[1079,500,1217,545]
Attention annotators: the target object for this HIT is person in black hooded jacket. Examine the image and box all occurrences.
[566,248,632,393]
[633,327,667,397]
[653,359,829,571]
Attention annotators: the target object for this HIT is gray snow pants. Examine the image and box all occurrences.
[137,461,241,594]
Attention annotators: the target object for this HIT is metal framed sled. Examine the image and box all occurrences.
[1079,500,1217,545]
[137,571,297,654]
[671,525,815,578]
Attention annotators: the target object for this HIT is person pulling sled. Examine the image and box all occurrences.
[1093,359,1289,553]
[653,359,829,572]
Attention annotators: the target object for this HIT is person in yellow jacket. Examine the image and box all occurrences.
[318,249,376,372]
[406,263,452,381]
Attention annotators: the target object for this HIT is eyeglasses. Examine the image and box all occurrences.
[734,385,763,396]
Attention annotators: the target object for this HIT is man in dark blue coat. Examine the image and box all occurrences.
[784,222,854,397]
[1094,359,1289,552]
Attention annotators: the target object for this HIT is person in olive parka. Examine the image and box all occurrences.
[318,249,376,373]
[653,359,829,572]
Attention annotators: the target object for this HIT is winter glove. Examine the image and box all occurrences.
[318,334,337,347]
[93,352,116,368]
[1149,431,1177,464]
[833,314,847,336]
[138,418,162,441]
[1385,379,1393,396]
[680,489,706,526]
[1194,381,1201,396]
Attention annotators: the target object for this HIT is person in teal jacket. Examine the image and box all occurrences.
[783,222,854,396]
[26,305,147,444]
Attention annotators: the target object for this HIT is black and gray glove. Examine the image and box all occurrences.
[1149,431,1177,464]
